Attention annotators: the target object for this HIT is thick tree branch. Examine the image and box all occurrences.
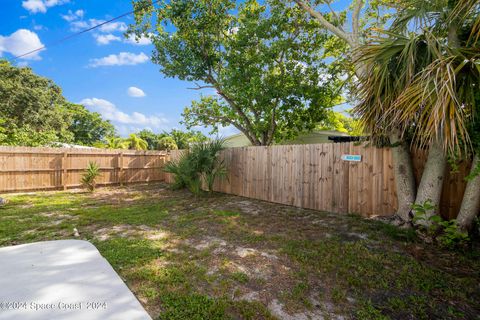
[351,0,364,44]
[205,75,260,145]
[186,108,260,146]
[294,0,353,46]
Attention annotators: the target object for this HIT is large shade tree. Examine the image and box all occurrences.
[129,0,343,146]
[0,60,116,147]
[63,103,115,146]
[0,60,73,146]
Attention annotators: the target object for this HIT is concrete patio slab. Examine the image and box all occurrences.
[0,240,152,320]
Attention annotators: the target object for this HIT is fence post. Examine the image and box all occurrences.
[119,152,124,186]
[62,152,68,190]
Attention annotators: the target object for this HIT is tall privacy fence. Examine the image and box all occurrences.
[167,143,472,218]
[0,146,168,192]
[0,144,471,218]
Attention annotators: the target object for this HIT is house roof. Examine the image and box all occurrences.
[224,130,349,147]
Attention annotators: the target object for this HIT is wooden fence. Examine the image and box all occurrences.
[0,143,470,218]
[0,146,168,192]
[167,143,398,217]
[167,143,471,218]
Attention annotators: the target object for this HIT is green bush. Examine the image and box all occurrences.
[164,138,226,195]
[81,162,101,192]
[412,201,470,249]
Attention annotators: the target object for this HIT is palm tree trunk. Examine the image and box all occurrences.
[413,138,447,225]
[389,131,416,222]
[456,154,480,231]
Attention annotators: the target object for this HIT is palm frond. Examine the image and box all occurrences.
[389,51,479,153]
[447,0,480,45]
[353,32,437,139]
[390,0,445,33]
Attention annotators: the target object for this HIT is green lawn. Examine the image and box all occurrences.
[0,183,479,319]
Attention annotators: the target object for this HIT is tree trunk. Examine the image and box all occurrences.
[456,154,480,231]
[413,138,447,225]
[389,131,416,222]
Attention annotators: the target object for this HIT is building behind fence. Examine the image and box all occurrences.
[0,143,471,219]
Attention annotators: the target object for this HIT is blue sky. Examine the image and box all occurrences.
[1,0,351,137]
[0,0,225,136]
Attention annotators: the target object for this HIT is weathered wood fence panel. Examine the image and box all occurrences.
[2,143,470,218]
[167,143,398,217]
[0,146,168,192]
[167,142,470,218]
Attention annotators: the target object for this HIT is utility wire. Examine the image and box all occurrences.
[13,0,160,61]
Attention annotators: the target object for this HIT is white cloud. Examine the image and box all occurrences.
[95,34,153,46]
[61,9,84,22]
[65,11,134,46]
[0,29,44,60]
[22,0,69,14]
[69,20,89,31]
[124,34,152,46]
[98,21,127,33]
[127,86,146,98]
[80,98,168,128]
[94,34,121,45]
[70,19,127,33]
[88,52,149,67]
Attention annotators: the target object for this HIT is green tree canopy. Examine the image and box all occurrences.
[168,129,208,149]
[129,0,343,145]
[0,60,117,147]
[136,129,208,150]
[0,60,73,146]
[316,110,363,136]
[63,103,115,146]
[157,136,178,151]
[138,129,163,150]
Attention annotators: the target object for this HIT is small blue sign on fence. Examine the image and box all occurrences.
[341,154,362,162]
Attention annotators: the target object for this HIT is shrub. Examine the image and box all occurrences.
[81,161,101,192]
[412,201,470,249]
[164,138,226,195]
[436,220,470,249]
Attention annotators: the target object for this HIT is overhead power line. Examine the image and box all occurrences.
[13,0,160,61]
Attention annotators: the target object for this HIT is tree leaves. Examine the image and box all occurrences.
[129,0,343,145]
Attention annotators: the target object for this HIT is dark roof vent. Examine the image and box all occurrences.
[328,136,366,143]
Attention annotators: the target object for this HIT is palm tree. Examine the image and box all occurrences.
[354,0,480,225]
[157,136,178,151]
[105,136,127,149]
[125,133,148,150]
